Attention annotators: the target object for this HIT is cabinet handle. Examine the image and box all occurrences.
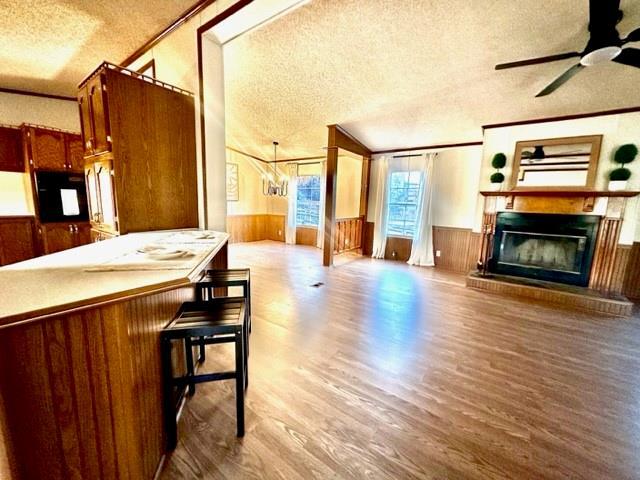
[68,225,73,232]
[74,225,78,233]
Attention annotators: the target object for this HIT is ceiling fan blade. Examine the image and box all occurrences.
[622,27,640,44]
[535,63,585,97]
[613,47,640,68]
[495,52,581,70]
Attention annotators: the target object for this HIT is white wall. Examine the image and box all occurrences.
[0,92,80,216]
[367,146,483,229]
[336,155,362,219]
[432,146,482,228]
[478,112,640,244]
[226,150,269,215]
[0,92,79,131]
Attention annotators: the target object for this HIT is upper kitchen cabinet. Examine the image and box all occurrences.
[78,72,111,156]
[78,62,198,236]
[23,125,83,172]
[66,134,84,172]
[0,126,24,172]
[26,126,67,170]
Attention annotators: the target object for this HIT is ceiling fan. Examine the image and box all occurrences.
[495,0,640,97]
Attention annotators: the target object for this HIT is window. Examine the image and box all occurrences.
[296,175,321,226]
[386,171,422,237]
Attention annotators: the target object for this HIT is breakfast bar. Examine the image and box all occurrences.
[0,230,229,480]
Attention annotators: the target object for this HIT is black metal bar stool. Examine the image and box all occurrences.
[161,297,247,448]
[195,269,252,363]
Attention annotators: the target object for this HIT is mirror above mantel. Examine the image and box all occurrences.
[510,134,602,190]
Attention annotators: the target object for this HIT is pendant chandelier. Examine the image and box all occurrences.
[262,141,288,196]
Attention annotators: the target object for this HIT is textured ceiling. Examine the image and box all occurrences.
[0,0,197,96]
[223,0,640,158]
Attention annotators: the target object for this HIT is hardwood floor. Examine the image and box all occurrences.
[160,241,640,479]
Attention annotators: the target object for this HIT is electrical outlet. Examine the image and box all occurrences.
[435,250,441,257]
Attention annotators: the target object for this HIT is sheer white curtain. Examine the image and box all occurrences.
[285,163,298,244]
[371,156,390,258]
[407,153,437,266]
[316,161,327,248]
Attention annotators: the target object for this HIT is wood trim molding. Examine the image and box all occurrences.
[482,106,640,130]
[372,140,483,155]
[0,87,75,102]
[135,59,156,77]
[195,0,256,227]
[122,0,218,67]
[327,124,372,157]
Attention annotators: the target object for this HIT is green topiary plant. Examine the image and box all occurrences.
[614,144,638,165]
[609,144,637,183]
[491,153,507,169]
[489,153,506,185]
[490,172,505,184]
[610,167,631,181]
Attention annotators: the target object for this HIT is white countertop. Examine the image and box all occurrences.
[0,229,229,327]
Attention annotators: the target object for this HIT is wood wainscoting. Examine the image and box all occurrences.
[227,214,285,243]
[363,222,480,271]
[616,242,640,299]
[296,226,318,246]
[334,216,364,253]
[432,226,480,273]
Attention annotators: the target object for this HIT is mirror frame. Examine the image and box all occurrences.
[509,134,603,191]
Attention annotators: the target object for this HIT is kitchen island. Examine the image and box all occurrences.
[0,230,229,480]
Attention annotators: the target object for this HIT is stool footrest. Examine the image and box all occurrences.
[174,371,236,386]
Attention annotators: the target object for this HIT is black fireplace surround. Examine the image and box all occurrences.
[488,212,599,287]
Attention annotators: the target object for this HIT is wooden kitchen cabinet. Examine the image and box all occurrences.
[28,127,67,170]
[66,134,84,172]
[90,228,116,242]
[78,72,111,156]
[85,158,118,234]
[0,216,37,265]
[41,222,91,254]
[78,62,198,237]
[23,125,84,172]
[0,126,24,172]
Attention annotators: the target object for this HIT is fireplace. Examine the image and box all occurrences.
[488,213,599,286]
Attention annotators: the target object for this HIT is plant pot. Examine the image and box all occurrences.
[489,182,503,192]
[608,180,627,191]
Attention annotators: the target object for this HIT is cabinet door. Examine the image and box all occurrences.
[85,163,100,224]
[77,87,93,156]
[0,127,24,172]
[75,222,91,246]
[0,218,36,265]
[87,75,111,155]
[30,128,67,171]
[66,134,84,172]
[95,160,118,233]
[42,223,75,254]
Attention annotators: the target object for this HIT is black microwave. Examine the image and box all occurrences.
[35,171,89,223]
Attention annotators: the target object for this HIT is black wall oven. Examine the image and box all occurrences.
[35,171,89,223]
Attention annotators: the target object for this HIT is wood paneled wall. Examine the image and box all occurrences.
[334,216,364,253]
[622,246,640,299]
[362,222,480,271]
[432,226,480,273]
[227,214,285,243]
[615,242,640,299]
[296,226,318,246]
[0,285,196,480]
